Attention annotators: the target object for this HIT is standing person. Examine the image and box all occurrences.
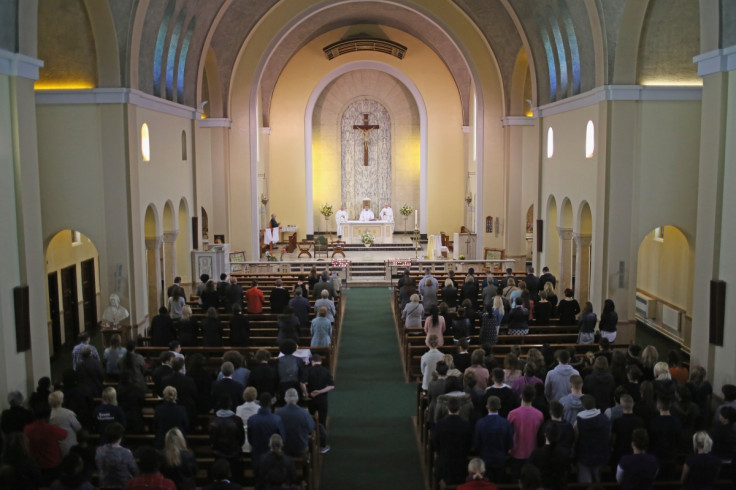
[288,288,311,334]
[681,431,722,489]
[402,294,424,328]
[559,375,584,425]
[442,278,459,309]
[226,276,243,311]
[195,274,209,303]
[247,393,285,467]
[200,281,219,311]
[431,396,473,486]
[95,423,138,490]
[245,280,265,314]
[335,205,348,236]
[359,204,374,221]
[71,333,100,371]
[177,306,199,347]
[599,299,618,342]
[616,428,659,489]
[24,405,68,484]
[312,271,335,299]
[275,389,314,457]
[209,395,245,484]
[249,350,278,401]
[379,202,393,221]
[103,334,127,379]
[201,307,223,347]
[151,307,177,347]
[464,349,491,391]
[314,289,336,323]
[577,302,597,344]
[269,279,290,314]
[153,386,189,450]
[507,385,544,481]
[310,307,333,347]
[533,292,552,325]
[229,304,250,347]
[472,396,513,484]
[424,306,446,348]
[460,275,479,309]
[507,297,529,335]
[161,428,198,490]
[93,387,126,444]
[479,298,503,347]
[421,335,445,391]
[1,391,33,435]
[574,395,611,483]
[168,286,186,321]
[544,349,580,402]
[538,266,556,292]
[167,277,182,300]
[557,289,581,325]
[306,354,334,453]
[216,274,231,308]
[648,397,682,480]
[525,266,539,302]
[255,434,297,490]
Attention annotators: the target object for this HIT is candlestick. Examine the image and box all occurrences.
[414,209,418,227]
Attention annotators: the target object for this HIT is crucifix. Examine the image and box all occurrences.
[352,113,380,166]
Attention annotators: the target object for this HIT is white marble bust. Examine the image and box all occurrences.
[102,293,129,326]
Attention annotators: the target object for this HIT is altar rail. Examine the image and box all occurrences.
[383,258,517,282]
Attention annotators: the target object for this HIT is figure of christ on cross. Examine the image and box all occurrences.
[352,113,380,166]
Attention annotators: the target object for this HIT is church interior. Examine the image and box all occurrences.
[2,0,736,485]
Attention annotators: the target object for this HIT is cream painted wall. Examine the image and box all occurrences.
[637,227,692,310]
[268,27,464,237]
[227,0,505,257]
[0,74,35,403]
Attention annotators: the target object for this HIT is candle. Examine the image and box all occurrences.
[414,209,418,228]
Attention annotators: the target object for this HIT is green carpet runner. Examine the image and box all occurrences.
[319,287,424,489]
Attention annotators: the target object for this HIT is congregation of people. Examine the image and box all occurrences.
[402,266,735,489]
[0,270,339,489]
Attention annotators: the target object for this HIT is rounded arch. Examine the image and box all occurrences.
[83,0,121,87]
[44,229,100,352]
[303,60,429,236]
[546,195,559,276]
[163,200,176,232]
[577,201,593,234]
[560,198,574,229]
[636,225,695,343]
[612,0,651,84]
[200,47,223,117]
[144,204,159,237]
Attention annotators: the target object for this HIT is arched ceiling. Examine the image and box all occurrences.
[30,0,712,115]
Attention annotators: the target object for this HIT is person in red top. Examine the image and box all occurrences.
[458,458,498,489]
[125,446,176,490]
[245,280,265,314]
[24,405,68,484]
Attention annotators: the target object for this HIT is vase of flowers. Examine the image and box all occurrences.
[320,203,333,234]
[360,230,375,247]
[400,203,413,234]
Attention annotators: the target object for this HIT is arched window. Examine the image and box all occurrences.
[141,123,151,162]
[547,127,554,158]
[585,120,595,158]
[181,130,187,161]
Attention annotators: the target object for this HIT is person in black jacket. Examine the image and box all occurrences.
[201,307,223,346]
[430,396,473,485]
[229,304,250,346]
[153,386,189,449]
[209,395,245,484]
[1,391,33,435]
[250,350,278,399]
[256,434,297,490]
[269,279,290,314]
[151,307,177,347]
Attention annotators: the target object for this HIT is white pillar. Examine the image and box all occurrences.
[557,227,573,293]
[574,233,592,305]
[163,231,179,288]
[145,236,164,324]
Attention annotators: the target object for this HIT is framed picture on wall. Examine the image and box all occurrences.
[229,251,246,273]
[484,248,505,272]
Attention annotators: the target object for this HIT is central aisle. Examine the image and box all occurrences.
[320,287,424,489]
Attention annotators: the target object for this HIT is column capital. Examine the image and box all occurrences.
[573,233,592,247]
[163,231,179,243]
[145,235,164,250]
[556,227,573,240]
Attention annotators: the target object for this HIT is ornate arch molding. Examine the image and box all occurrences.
[252,0,474,126]
[611,0,650,84]
[82,0,121,87]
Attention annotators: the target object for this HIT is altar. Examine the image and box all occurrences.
[341,220,395,244]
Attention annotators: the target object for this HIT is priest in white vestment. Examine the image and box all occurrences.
[335,205,348,236]
[359,205,375,221]
[379,203,394,222]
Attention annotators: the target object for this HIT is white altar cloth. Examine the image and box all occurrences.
[341,220,395,244]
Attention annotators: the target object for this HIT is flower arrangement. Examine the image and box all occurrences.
[320,203,334,218]
[360,230,375,247]
[458,254,466,260]
[265,251,278,262]
[399,203,413,217]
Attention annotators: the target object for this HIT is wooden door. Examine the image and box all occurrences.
[61,265,79,343]
[81,258,97,332]
[48,272,61,354]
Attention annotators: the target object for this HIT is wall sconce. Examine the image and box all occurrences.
[465,193,473,206]
[260,194,269,206]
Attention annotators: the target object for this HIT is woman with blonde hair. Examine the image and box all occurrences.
[310,306,333,347]
[458,457,496,489]
[402,293,424,328]
[93,387,125,443]
[177,305,199,347]
[161,427,198,489]
[653,360,678,401]
[236,386,260,453]
[153,386,189,449]
[543,281,558,310]
[641,345,659,381]
[442,354,463,378]
[503,277,518,299]
[464,349,490,391]
[48,390,81,455]
[681,431,722,489]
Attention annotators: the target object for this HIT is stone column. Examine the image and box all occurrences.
[163,231,179,288]
[557,227,573,293]
[145,236,164,324]
[574,233,592,305]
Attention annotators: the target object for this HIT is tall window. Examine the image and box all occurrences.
[547,127,554,158]
[585,120,595,158]
[141,123,151,162]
